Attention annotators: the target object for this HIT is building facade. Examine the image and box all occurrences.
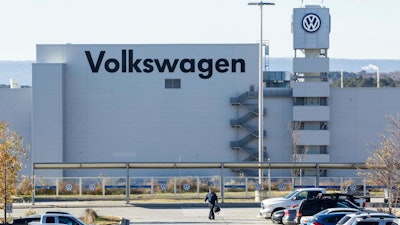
[1,4,399,178]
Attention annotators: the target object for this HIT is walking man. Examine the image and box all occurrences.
[204,188,218,220]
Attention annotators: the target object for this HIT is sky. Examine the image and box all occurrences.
[1,0,399,61]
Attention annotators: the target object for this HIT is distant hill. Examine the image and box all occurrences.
[269,58,400,73]
[0,61,33,86]
[1,59,399,86]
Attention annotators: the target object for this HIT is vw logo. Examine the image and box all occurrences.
[65,183,73,191]
[302,13,321,33]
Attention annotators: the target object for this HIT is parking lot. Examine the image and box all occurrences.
[11,201,274,225]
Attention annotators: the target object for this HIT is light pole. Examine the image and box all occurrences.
[268,158,271,197]
[248,1,275,193]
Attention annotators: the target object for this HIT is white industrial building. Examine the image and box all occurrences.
[1,4,400,178]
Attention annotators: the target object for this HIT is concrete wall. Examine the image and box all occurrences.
[0,88,31,175]
[33,44,259,177]
[329,88,400,176]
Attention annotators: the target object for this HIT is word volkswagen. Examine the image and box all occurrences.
[85,49,246,79]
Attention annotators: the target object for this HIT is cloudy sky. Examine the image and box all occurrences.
[1,0,399,60]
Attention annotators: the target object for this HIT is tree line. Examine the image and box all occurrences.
[329,71,400,87]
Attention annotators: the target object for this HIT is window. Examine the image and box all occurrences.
[165,79,181,89]
[293,97,327,106]
[59,216,82,225]
[46,217,55,223]
[296,191,308,200]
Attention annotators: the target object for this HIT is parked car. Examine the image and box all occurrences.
[28,213,86,225]
[296,198,362,225]
[260,188,326,219]
[282,207,298,225]
[307,212,351,225]
[273,204,301,224]
[337,211,396,225]
[320,193,367,207]
[348,217,395,225]
[302,207,361,225]
[12,215,41,225]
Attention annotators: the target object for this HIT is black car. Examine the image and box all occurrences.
[295,198,361,224]
[12,215,41,225]
[320,193,365,207]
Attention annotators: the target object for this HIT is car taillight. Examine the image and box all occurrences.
[312,222,324,225]
[284,211,291,216]
[297,211,302,218]
[362,202,366,208]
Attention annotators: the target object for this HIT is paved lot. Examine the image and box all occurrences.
[11,201,273,225]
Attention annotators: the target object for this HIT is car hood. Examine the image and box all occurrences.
[261,197,287,205]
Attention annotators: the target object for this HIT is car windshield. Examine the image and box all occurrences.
[284,190,299,199]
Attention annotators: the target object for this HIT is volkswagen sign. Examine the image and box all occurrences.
[302,13,321,33]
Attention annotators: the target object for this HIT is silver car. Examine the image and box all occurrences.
[337,211,395,225]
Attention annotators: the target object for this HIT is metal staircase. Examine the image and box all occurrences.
[230,90,266,176]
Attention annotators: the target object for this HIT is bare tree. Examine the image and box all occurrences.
[288,121,309,178]
[358,114,400,213]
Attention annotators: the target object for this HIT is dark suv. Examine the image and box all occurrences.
[12,215,41,225]
[295,198,362,224]
[321,193,365,207]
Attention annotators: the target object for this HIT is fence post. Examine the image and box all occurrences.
[151,178,154,196]
[245,177,248,197]
[291,177,294,190]
[174,177,177,196]
[316,163,320,188]
[220,164,224,203]
[56,177,59,196]
[196,177,200,198]
[79,178,82,196]
[102,177,105,196]
[126,163,130,204]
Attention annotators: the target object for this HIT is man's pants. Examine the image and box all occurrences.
[208,203,215,219]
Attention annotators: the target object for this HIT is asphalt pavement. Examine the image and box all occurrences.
[11,201,272,225]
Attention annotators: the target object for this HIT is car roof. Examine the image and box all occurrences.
[348,212,395,217]
[45,211,71,215]
[353,217,395,224]
[338,211,395,225]
[13,215,41,220]
[296,188,326,191]
[325,207,360,212]
[41,213,76,218]
[302,198,353,203]
[316,212,352,218]
[316,207,360,215]
[355,217,395,221]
